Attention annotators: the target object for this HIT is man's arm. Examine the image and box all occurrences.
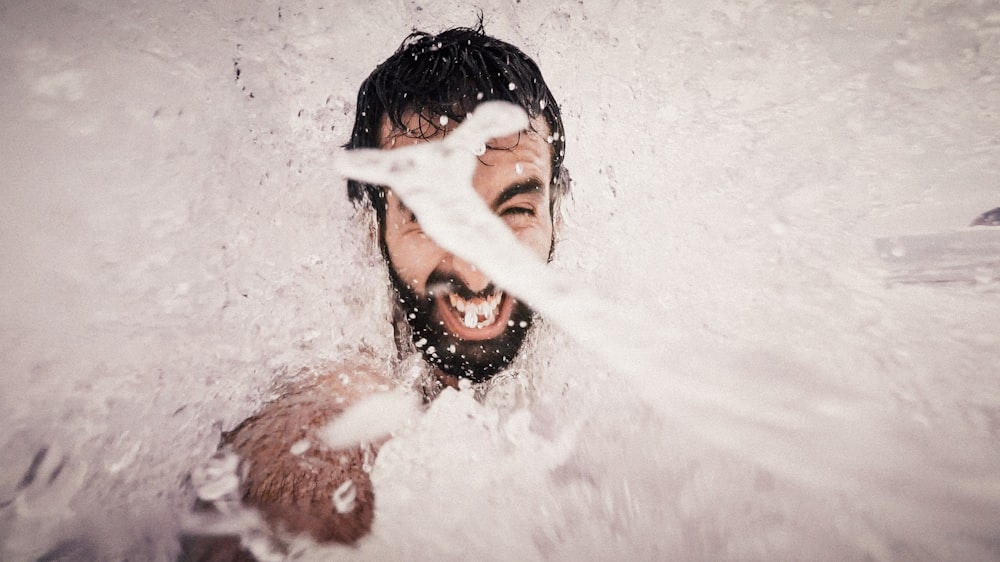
[180,364,388,561]
[222,366,385,543]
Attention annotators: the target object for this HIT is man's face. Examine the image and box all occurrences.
[379,112,555,382]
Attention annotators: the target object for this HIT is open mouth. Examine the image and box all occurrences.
[435,290,515,341]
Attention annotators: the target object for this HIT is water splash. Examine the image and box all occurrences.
[336,102,1000,559]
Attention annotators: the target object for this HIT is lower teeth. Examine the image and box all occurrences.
[452,294,502,329]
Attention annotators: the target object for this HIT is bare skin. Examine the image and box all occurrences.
[180,365,387,560]
[223,365,386,543]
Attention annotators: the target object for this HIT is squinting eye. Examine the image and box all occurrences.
[500,207,537,229]
[501,207,536,217]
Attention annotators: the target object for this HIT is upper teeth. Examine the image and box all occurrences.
[448,292,502,329]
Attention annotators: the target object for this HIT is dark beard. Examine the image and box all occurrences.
[388,266,534,383]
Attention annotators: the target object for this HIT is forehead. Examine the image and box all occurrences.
[377,110,553,171]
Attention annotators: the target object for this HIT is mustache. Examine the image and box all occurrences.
[425,269,499,301]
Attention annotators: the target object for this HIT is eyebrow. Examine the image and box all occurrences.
[491,178,546,211]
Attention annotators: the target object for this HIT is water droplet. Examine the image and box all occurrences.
[473,143,486,156]
[508,82,516,91]
[439,115,449,126]
[333,480,357,514]
[515,163,524,175]
[290,440,310,456]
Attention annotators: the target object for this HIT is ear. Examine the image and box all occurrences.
[550,198,564,246]
[547,189,565,264]
[548,164,571,237]
[553,199,564,232]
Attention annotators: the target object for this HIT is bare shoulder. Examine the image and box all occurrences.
[222,361,390,544]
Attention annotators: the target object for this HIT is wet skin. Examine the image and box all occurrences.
[379,112,555,382]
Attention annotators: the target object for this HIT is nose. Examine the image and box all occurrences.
[447,255,490,293]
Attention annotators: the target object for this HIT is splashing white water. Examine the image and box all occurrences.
[2,1,999,560]
[337,103,1000,559]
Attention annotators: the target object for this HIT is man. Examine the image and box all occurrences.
[346,23,569,391]
[181,22,568,560]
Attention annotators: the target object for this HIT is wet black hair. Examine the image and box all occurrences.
[345,21,568,222]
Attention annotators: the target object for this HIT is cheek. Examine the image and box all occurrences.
[514,221,554,260]
[385,232,442,293]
